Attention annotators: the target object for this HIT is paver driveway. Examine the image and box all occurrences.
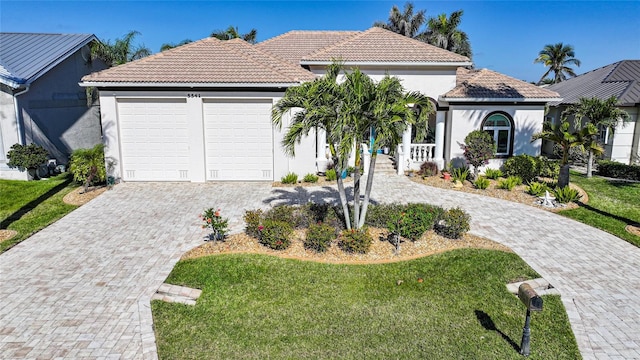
[1,175,639,359]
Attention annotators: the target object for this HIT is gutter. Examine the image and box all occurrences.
[13,85,30,145]
[79,81,303,88]
[439,96,563,103]
[300,61,474,67]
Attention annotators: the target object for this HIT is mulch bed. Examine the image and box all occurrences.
[182,228,512,264]
[63,186,108,206]
[409,175,588,212]
[0,230,18,243]
[273,176,352,188]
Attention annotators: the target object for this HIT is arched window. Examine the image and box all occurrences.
[482,112,513,156]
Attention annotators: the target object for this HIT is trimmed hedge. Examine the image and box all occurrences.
[597,160,640,181]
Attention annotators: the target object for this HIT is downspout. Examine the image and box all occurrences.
[13,85,30,145]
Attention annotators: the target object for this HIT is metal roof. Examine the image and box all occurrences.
[547,60,640,106]
[0,33,96,88]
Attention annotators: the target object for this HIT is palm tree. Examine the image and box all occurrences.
[423,10,472,58]
[160,39,193,52]
[373,2,426,39]
[91,31,151,67]
[564,96,630,177]
[211,26,257,44]
[534,43,581,85]
[273,62,433,229]
[532,119,602,187]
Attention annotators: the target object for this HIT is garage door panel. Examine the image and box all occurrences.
[118,99,190,181]
[203,100,273,181]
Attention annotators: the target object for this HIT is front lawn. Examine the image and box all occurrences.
[0,173,78,253]
[152,250,580,359]
[560,171,640,247]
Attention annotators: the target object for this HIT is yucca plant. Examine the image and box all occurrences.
[497,176,520,191]
[281,172,298,184]
[553,186,582,203]
[484,168,503,179]
[527,181,548,196]
[303,173,319,183]
[474,176,490,190]
[451,167,470,183]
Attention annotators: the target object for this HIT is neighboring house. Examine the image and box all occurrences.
[545,60,640,165]
[82,27,561,182]
[0,33,107,180]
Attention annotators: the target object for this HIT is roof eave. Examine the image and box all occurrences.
[300,60,473,67]
[25,34,97,86]
[80,81,303,88]
[440,96,563,103]
[0,77,25,89]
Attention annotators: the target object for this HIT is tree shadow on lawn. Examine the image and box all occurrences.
[263,185,380,207]
[574,201,640,227]
[475,310,520,353]
[0,177,72,230]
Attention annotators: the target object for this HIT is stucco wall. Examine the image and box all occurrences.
[18,50,106,165]
[0,84,27,179]
[98,90,316,183]
[609,107,638,164]
[447,104,545,169]
[310,65,457,101]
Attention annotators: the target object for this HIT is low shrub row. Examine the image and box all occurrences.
[243,203,472,253]
[597,160,640,181]
[502,155,560,182]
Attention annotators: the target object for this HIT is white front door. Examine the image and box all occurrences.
[117,99,190,181]
[203,99,273,181]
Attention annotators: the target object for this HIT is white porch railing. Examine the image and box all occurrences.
[409,143,435,163]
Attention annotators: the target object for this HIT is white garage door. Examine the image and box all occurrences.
[117,99,190,181]
[203,99,273,181]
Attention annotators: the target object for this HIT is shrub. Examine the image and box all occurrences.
[418,161,439,177]
[325,169,337,181]
[497,176,521,191]
[435,208,471,239]
[597,160,640,181]
[303,173,319,183]
[259,219,293,250]
[537,157,560,179]
[527,181,548,196]
[474,176,490,190]
[281,172,298,184]
[244,209,263,238]
[502,155,538,183]
[386,203,444,241]
[451,167,470,183]
[484,168,503,179]
[263,205,300,226]
[6,143,49,178]
[69,144,107,191]
[339,228,373,254]
[304,222,336,252]
[553,186,582,203]
[461,130,495,178]
[200,207,229,241]
[364,203,404,228]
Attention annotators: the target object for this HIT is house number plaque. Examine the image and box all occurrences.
[187,93,201,98]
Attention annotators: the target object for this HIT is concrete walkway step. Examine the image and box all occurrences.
[151,283,202,306]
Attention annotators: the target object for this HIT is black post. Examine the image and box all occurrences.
[520,309,531,356]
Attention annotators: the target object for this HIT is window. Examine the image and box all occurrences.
[482,112,513,156]
[598,125,610,145]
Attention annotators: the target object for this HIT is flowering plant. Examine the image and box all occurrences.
[200,207,229,241]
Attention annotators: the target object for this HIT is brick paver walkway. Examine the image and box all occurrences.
[1,175,638,359]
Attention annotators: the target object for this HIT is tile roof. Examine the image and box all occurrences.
[301,27,471,64]
[546,60,640,106]
[82,38,316,85]
[256,31,359,64]
[0,33,95,88]
[442,68,561,100]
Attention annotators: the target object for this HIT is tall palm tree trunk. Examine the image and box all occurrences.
[558,164,571,188]
[587,151,594,178]
[353,168,361,229]
[358,153,378,228]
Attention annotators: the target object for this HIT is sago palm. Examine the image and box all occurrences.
[534,43,581,85]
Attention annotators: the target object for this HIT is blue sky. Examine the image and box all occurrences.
[2,1,639,82]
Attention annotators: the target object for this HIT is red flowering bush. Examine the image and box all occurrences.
[338,228,372,254]
[200,207,229,241]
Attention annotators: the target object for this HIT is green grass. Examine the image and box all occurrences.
[152,250,580,359]
[561,171,640,247]
[0,173,78,253]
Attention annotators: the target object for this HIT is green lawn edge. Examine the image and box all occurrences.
[0,174,79,253]
[152,250,581,359]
